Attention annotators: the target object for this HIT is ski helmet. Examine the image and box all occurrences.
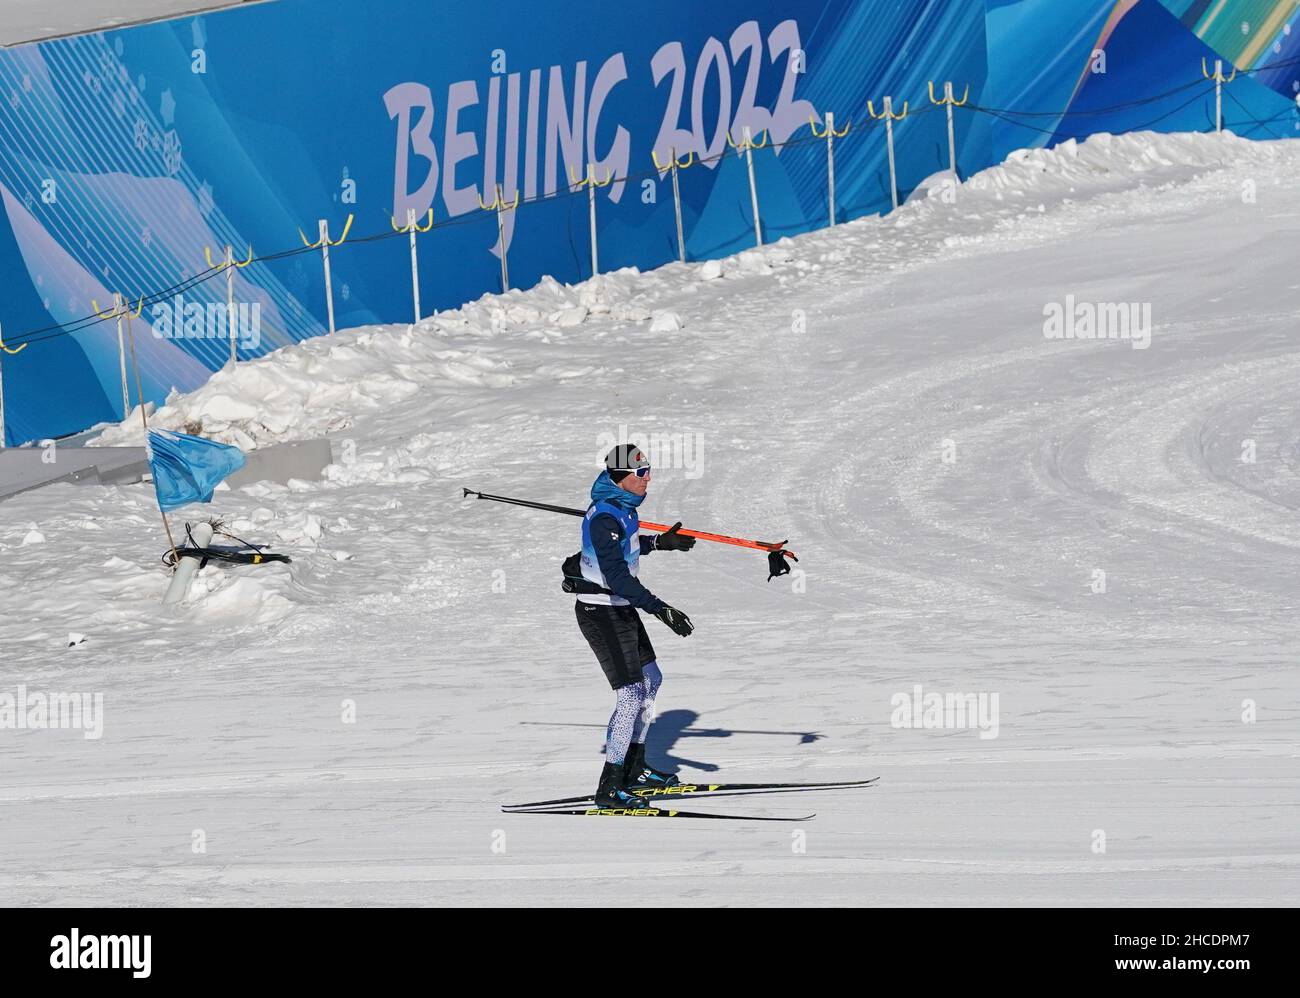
[605,443,651,482]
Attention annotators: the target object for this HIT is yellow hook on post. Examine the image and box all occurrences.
[726,128,769,151]
[91,298,119,320]
[90,294,144,320]
[1201,56,1237,82]
[327,214,354,247]
[928,81,970,106]
[867,98,909,121]
[811,113,852,138]
[204,244,254,270]
[391,208,434,233]
[0,328,27,355]
[298,215,350,248]
[568,164,615,189]
[477,188,519,211]
[652,149,695,171]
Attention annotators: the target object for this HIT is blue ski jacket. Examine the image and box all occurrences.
[578,471,664,613]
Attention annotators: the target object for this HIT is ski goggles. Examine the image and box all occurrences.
[608,462,650,478]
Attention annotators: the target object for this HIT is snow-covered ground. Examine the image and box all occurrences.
[3,131,1299,906]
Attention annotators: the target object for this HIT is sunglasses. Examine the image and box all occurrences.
[614,465,651,479]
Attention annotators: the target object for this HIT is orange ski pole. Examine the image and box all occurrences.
[640,520,789,555]
[641,519,798,581]
[464,488,798,578]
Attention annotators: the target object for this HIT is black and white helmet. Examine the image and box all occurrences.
[604,443,651,481]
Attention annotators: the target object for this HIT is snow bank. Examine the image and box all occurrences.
[92,130,1287,455]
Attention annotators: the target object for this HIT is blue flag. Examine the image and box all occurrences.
[147,429,246,512]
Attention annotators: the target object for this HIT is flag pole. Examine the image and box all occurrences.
[124,299,179,562]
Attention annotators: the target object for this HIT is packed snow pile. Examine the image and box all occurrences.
[968,129,1277,194]
[93,130,1285,452]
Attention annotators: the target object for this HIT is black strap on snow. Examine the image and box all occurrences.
[561,551,611,596]
[169,546,292,567]
[162,523,292,569]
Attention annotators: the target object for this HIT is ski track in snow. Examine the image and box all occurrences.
[2,132,1299,905]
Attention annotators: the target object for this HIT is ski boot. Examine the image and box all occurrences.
[593,761,648,810]
[623,742,682,791]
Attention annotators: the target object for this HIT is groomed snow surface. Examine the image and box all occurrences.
[4,131,1299,906]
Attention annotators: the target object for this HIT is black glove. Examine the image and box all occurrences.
[654,604,694,637]
[767,548,797,582]
[655,521,696,552]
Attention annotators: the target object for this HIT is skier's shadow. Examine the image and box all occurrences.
[524,712,824,772]
[643,709,726,773]
[620,709,824,773]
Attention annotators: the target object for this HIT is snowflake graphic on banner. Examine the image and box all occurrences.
[162,131,183,176]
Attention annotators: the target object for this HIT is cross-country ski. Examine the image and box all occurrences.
[501,777,879,811]
[513,806,817,822]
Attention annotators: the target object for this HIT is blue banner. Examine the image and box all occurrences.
[0,0,1294,444]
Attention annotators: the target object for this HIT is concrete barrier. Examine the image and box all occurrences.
[0,447,149,502]
[0,437,333,504]
[225,438,334,489]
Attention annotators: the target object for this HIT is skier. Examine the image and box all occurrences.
[574,444,696,809]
